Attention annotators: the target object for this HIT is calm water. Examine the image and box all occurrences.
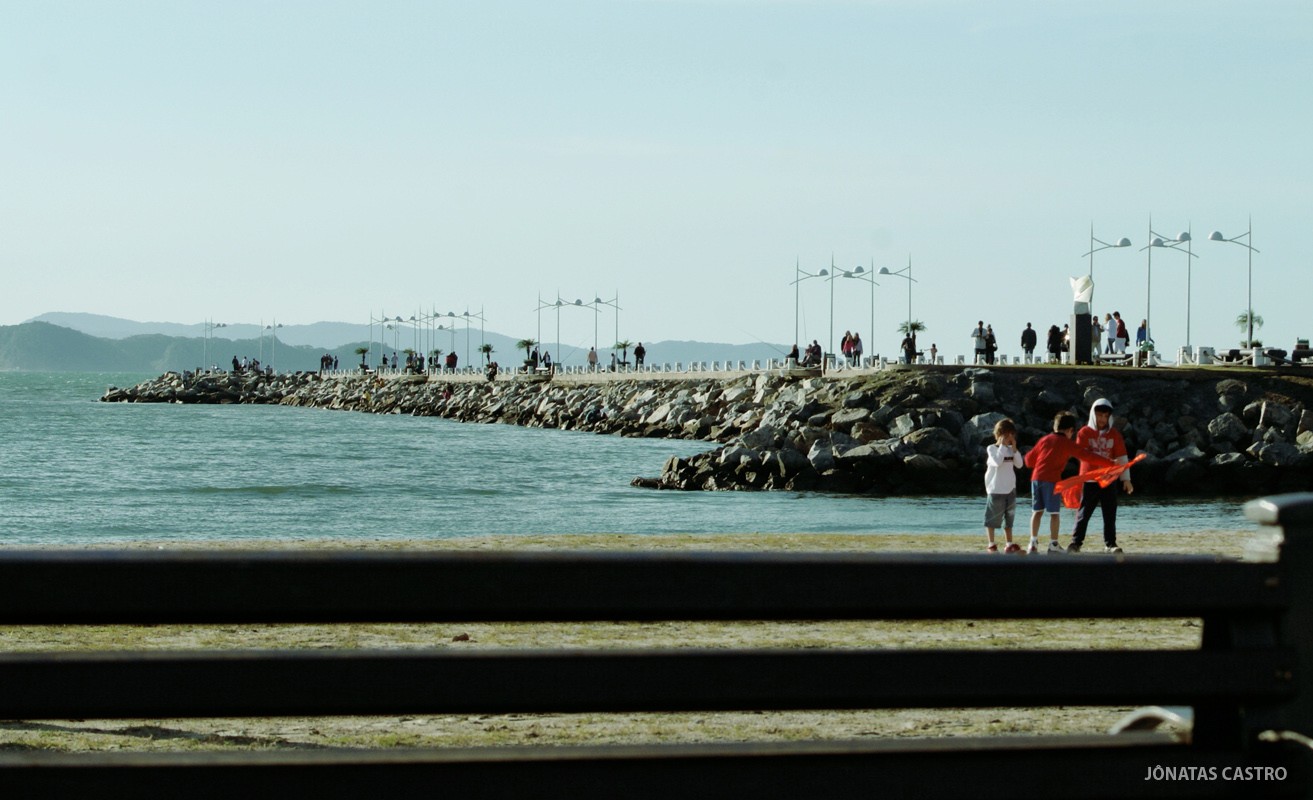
[0,372,1253,546]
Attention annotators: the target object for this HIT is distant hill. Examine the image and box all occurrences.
[27,312,370,349]
[0,320,788,373]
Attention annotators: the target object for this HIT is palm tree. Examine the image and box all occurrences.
[429,349,443,372]
[354,346,369,370]
[897,320,927,349]
[480,343,495,365]
[614,339,633,364]
[516,338,537,362]
[1235,311,1264,347]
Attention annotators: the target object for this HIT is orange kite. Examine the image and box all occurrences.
[1053,453,1148,509]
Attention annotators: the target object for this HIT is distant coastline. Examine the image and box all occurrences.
[0,318,786,374]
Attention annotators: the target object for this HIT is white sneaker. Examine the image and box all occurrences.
[1026,541,1039,555]
[1047,541,1065,555]
[1105,545,1124,554]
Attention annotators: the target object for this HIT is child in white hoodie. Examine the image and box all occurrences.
[984,418,1025,553]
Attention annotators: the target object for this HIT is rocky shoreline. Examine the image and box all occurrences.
[102,366,1313,496]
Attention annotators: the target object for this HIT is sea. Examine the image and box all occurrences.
[0,372,1256,546]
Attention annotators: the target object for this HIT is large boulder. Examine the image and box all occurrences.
[961,412,1009,450]
[904,427,962,460]
[1207,412,1249,446]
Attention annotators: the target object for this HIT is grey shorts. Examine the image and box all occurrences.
[984,492,1017,528]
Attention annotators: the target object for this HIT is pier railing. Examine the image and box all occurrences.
[1,494,1312,797]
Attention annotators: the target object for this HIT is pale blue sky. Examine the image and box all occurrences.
[4,1,1310,360]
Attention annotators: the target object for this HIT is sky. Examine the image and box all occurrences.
[3,0,1310,362]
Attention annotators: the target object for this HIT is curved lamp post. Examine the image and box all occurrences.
[878,255,917,351]
[1209,219,1259,346]
[590,293,620,365]
[368,311,394,369]
[203,319,226,370]
[1081,226,1132,305]
[789,258,829,356]
[829,264,878,365]
[462,309,486,368]
[534,295,589,369]
[1144,228,1198,349]
[264,320,283,372]
[437,320,458,365]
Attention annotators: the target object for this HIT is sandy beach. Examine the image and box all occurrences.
[0,530,1254,752]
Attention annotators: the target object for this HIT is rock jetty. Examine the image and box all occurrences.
[102,367,1313,497]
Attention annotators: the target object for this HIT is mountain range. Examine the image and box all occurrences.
[2,314,789,373]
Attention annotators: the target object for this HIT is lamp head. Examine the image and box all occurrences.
[878,266,891,275]
[1115,237,1131,247]
[853,266,864,274]
[1209,231,1226,241]
[1176,232,1191,243]
[818,268,829,277]
[1150,237,1166,247]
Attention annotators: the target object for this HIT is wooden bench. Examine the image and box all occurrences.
[3,494,1313,798]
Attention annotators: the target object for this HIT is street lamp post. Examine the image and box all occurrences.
[369,311,395,370]
[203,320,226,370]
[878,255,918,357]
[437,321,457,368]
[1144,227,1198,349]
[789,258,829,358]
[1139,218,1160,350]
[591,293,620,365]
[1209,218,1259,347]
[552,296,589,368]
[265,320,283,373]
[461,309,486,368]
[1081,225,1132,305]
[828,265,878,366]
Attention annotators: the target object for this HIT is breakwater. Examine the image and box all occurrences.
[102,367,1313,496]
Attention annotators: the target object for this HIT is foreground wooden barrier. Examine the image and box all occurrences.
[2,494,1312,798]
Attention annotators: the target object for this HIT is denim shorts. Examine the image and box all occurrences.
[1031,481,1061,513]
[984,492,1016,528]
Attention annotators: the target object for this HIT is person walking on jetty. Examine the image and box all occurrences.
[971,321,987,364]
[1091,313,1103,357]
[1113,312,1129,354]
[1069,399,1133,554]
[587,347,598,371]
[984,325,998,365]
[1021,323,1037,361]
[901,333,916,365]
[984,418,1024,553]
[1046,325,1063,363]
[1104,313,1116,354]
[634,342,646,367]
[1024,412,1116,555]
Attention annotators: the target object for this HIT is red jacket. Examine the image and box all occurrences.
[1024,432,1115,482]
[1076,424,1129,478]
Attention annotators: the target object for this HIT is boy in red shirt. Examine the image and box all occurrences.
[1069,398,1134,553]
[1024,412,1115,554]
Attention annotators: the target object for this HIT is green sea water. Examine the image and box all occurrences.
[0,372,1252,545]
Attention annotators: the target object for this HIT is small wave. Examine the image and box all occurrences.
[188,484,358,497]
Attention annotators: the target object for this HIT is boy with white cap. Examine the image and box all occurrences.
[1069,398,1134,553]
